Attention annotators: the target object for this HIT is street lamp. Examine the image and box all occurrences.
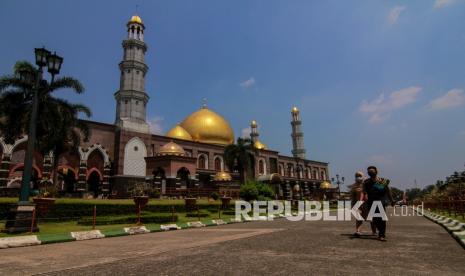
[332,174,345,197]
[7,47,63,233]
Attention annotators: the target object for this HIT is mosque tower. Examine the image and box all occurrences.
[250,120,259,143]
[291,107,306,159]
[114,15,150,133]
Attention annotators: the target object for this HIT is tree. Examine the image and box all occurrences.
[390,186,403,201]
[0,61,91,190]
[224,137,256,184]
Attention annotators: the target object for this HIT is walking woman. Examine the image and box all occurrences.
[350,171,376,237]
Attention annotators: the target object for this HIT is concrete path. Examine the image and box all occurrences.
[0,208,464,275]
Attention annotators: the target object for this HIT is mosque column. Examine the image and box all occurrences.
[42,153,52,182]
[102,162,111,195]
[77,160,88,192]
[0,154,11,188]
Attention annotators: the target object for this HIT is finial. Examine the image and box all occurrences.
[202,98,207,108]
[136,4,139,15]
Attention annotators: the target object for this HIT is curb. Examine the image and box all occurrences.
[0,217,249,249]
[414,207,465,249]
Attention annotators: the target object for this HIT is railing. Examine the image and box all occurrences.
[421,198,465,219]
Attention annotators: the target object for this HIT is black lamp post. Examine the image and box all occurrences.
[6,47,63,233]
[331,174,345,197]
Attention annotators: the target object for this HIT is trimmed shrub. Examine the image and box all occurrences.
[78,213,176,226]
[239,181,275,201]
[185,212,209,218]
[210,192,220,201]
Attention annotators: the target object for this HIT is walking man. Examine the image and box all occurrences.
[363,166,395,241]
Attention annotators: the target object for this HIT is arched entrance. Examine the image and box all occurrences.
[177,167,190,188]
[87,170,102,197]
[58,166,77,193]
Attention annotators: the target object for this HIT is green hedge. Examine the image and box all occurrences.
[78,213,177,226]
[0,198,233,220]
[185,212,209,218]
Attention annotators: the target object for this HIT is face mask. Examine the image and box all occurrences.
[368,172,377,178]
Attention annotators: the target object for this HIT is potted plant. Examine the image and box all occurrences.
[220,196,232,208]
[132,182,150,210]
[184,194,197,212]
[33,178,56,217]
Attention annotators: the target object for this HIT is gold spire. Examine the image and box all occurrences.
[291,106,299,113]
[129,15,143,25]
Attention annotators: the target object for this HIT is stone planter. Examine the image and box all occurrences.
[221,197,232,208]
[185,197,197,212]
[32,197,56,217]
[133,196,149,210]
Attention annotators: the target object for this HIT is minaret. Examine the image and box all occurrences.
[291,106,306,159]
[114,15,150,133]
[250,120,259,143]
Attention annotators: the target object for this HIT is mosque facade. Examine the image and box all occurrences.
[0,15,331,199]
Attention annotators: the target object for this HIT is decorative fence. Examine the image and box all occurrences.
[420,198,465,219]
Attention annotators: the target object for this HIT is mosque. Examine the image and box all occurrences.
[0,15,332,199]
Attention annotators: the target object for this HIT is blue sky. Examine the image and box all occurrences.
[1,0,464,190]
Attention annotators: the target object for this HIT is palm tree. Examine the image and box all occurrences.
[0,61,91,190]
[224,137,256,184]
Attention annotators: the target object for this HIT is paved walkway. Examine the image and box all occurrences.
[0,209,464,275]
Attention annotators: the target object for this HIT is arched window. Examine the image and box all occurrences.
[313,170,317,179]
[214,157,222,171]
[198,154,207,169]
[320,170,326,180]
[258,160,265,175]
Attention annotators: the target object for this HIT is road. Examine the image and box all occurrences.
[0,208,464,275]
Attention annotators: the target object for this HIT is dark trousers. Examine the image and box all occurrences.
[373,216,386,238]
[367,202,387,238]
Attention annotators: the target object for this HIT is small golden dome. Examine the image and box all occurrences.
[158,141,185,156]
[320,181,332,189]
[214,171,232,181]
[254,140,267,150]
[291,106,299,113]
[129,15,143,25]
[166,125,193,141]
[250,120,257,127]
[179,107,234,145]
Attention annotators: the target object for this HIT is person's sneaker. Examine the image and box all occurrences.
[378,237,387,242]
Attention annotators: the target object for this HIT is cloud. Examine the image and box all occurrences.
[388,6,406,24]
[241,127,251,138]
[359,86,421,124]
[148,116,163,134]
[239,77,256,89]
[427,89,465,111]
[434,0,457,8]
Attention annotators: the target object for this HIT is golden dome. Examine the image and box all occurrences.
[129,15,143,24]
[158,141,185,156]
[250,120,257,127]
[214,171,232,181]
[179,107,234,145]
[166,125,193,141]
[254,140,267,150]
[291,106,299,113]
[320,181,332,189]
